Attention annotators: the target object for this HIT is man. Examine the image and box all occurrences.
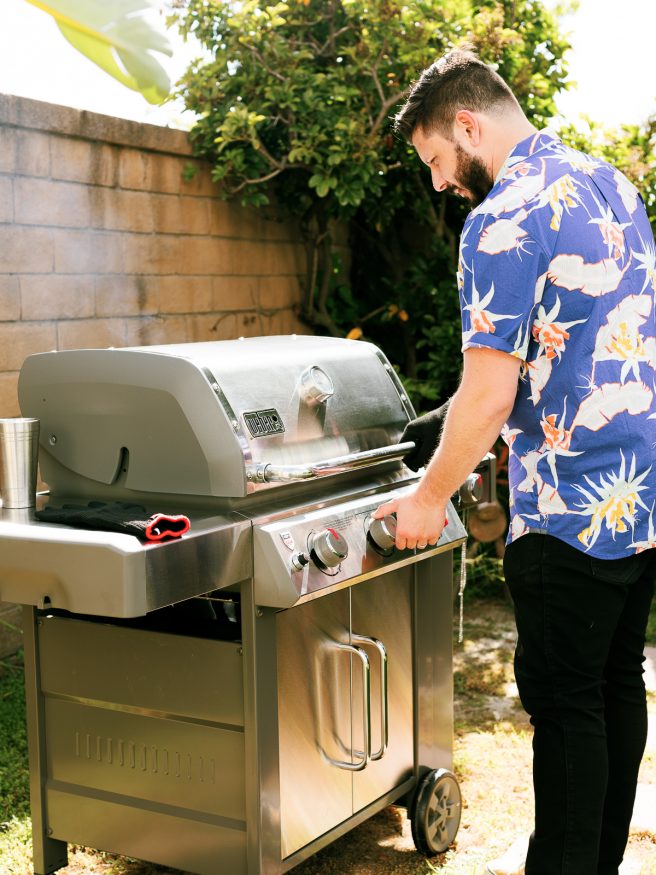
[373,49,656,874]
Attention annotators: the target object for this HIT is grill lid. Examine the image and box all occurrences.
[18,336,415,499]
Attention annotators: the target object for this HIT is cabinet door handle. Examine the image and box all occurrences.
[352,634,388,761]
[326,642,371,772]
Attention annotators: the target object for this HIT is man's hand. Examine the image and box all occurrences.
[372,488,447,551]
[375,349,520,551]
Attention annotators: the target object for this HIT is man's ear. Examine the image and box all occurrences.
[454,110,481,147]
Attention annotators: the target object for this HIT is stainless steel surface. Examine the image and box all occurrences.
[253,486,466,608]
[414,553,456,773]
[0,505,250,617]
[308,527,348,569]
[459,471,484,504]
[240,584,282,875]
[351,571,413,814]
[352,633,388,761]
[18,336,413,499]
[276,565,415,860]
[0,417,40,508]
[246,441,415,483]
[299,365,334,405]
[476,451,497,505]
[330,642,371,772]
[8,334,474,875]
[276,589,352,858]
[366,513,396,553]
[33,613,248,875]
[23,607,69,875]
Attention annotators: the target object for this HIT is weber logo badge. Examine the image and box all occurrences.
[243,409,285,438]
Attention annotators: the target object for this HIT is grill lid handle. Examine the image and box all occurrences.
[246,441,416,483]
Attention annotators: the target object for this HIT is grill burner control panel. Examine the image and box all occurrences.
[253,487,467,609]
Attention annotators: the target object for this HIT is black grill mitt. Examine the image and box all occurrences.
[401,401,450,472]
[35,501,190,542]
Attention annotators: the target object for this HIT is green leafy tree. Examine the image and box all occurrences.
[173,0,571,404]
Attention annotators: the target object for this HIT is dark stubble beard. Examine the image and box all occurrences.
[448,142,495,207]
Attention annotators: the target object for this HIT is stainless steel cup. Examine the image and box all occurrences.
[0,417,40,508]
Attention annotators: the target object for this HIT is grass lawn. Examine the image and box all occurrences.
[1,586,655,875]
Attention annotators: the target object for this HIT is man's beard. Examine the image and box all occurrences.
[448,143,495,207]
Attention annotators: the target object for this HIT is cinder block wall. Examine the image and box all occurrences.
[0,94,310,418]
[0,95,313,655]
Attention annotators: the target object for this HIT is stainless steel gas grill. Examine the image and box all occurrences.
[0,335,495,875]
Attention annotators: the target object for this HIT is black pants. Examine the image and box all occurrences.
[503,533,655,875]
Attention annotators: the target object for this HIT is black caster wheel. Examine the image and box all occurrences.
[410,767,462,856]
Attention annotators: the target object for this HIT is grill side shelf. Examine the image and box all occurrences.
[0,511,250,618]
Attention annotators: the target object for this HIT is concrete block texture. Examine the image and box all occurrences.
[0,322,57,371]
[0,176,13,222]
[188,312,239,343]
[211,276,259,312]
[15,177,90,227]
[0,371,20,416]
[125,314,188,347]
[95,275,159,317]
[257,275,304,310]
[0,93,314,415]
[0,126,16,173]
[119,149,185,194]
[0,226,54,273]
[158,276,213,314]
[53,228,126,274]
[151,193,211,236]
[20,275,95,320]
[57,317,126,350]
[16,130,50,177]
[0,276,20,321]
[89,186,154,233]
[50,137,118,187]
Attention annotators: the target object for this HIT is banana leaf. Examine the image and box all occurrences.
[25,0,172,104]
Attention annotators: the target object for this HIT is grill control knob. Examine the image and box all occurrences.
[309,528,348,570]
[366,514,396,554]
[458,473,484,506]
[290,551,310,572]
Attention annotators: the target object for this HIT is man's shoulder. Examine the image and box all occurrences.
[475,137,612,221]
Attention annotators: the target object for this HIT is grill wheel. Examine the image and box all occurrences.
[410,767,462,856]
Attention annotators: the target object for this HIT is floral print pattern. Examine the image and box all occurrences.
[460,130,656,557]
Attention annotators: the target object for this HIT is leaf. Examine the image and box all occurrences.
[24,0,172,104]
[572,382,653,431]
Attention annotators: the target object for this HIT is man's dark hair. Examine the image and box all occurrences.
[394,49,519,142]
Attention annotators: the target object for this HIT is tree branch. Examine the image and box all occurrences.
[317,24,354,57]
[371,65,385,105]
[369,89,407,139]
[229,166,286,194]
[241,42,287,82]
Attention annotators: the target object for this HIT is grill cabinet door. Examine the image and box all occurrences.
[277,589,353,858]
[351,568,414,812]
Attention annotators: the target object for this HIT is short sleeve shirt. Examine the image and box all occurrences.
[459,129,656,558]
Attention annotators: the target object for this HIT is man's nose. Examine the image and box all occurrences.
[431,169,448,192]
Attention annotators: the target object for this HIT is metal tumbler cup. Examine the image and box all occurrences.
[0,417,40,508]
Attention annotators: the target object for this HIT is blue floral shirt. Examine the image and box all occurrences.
[459,129,656,558]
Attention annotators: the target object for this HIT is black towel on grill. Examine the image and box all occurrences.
[400,401,450,472]
[35,501,190,542]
